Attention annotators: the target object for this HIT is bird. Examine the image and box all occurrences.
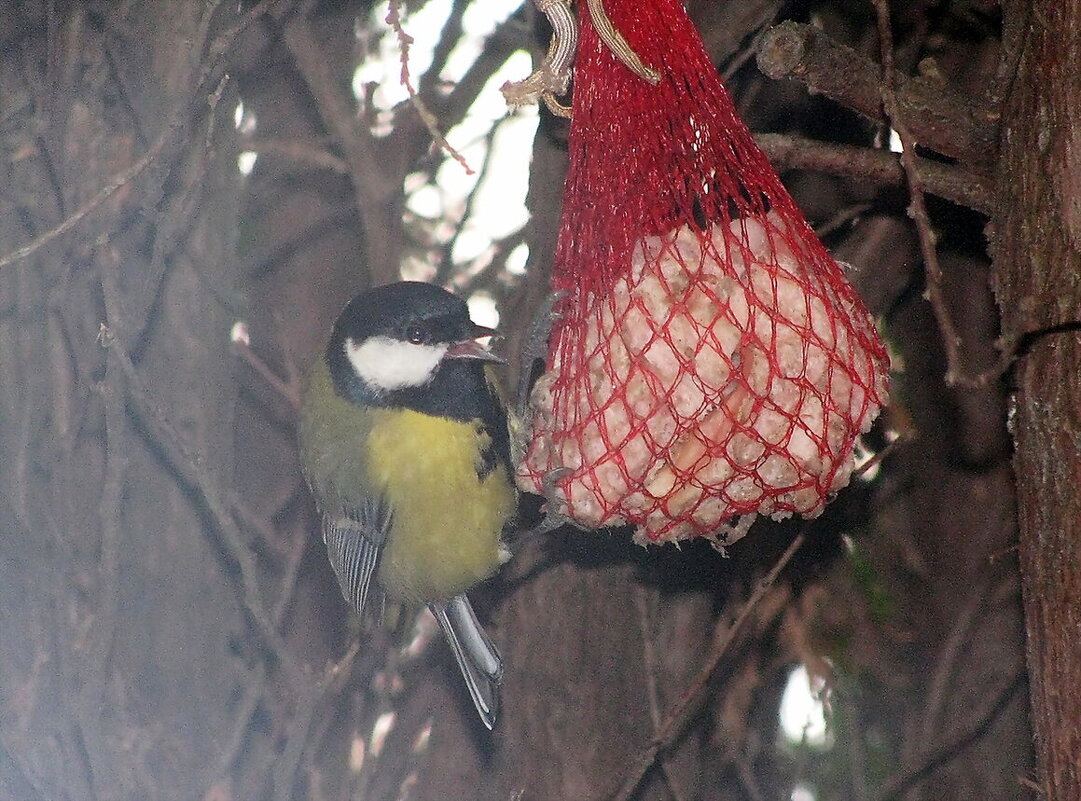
[298,281,516,729]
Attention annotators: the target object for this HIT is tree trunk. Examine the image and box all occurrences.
[993,2,1081,799]
[0,4,243,799]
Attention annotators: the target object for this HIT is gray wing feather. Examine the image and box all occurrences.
[430,594,504,729]
[322,497,390,617]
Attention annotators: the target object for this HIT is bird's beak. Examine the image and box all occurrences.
[446,324,504,363]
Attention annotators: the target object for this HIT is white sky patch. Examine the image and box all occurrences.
[353,0,454,111]
[451,227,492,264]
[506,242,529,275]
[351,0,537,293]
[369,711,396,758]
[468,104,536,237]
[888,128,903,153]
[779,664,833,748]
[468,291,500,330]
[238,151,258,175]
[349,731,366,773]
[229,320,250,346]
[852,435,880,481]
[399,254,439,283]
[440,51,535,155]
[234,100,258,134]
[235,99,258,175]
[412,721,432,754]
[402,610,439,661]
[443,0,523,81]
[407,182,444,220]
[439,54,537,270]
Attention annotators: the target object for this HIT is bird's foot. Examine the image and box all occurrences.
[530,466,573,535]
[515,290,568,420]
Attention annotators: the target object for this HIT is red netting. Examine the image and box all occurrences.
[517,0,890,546]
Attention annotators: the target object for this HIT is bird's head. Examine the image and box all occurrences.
[326,282,501,399]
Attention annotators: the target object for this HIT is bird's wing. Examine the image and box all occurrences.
[322,496,391,617]
[430,594,504,730]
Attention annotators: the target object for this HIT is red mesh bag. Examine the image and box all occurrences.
[516,0,890,546]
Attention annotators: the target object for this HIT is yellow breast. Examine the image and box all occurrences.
[365,408,515,604]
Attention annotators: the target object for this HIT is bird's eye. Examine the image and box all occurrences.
[406,324,425,344]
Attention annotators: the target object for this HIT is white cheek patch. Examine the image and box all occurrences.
[345,336,447,392]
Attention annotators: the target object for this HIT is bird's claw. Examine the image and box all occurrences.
[516,290,569,420]
[532,466,573,535]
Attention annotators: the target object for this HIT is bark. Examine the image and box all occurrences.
[993,2,1081,798]
[0,3,243,800]
[756,21,997,165]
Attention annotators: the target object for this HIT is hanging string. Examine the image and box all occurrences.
[386,0,474,174]
[502,0,661,117]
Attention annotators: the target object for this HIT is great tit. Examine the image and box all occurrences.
[298,281,516,729]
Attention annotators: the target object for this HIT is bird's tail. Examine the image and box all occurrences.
[430,594,504,730]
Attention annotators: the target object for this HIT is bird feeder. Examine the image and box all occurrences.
[514,0,890,546]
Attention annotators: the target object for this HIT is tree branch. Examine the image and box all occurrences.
[756,21,996,165]
[0,0,290,272]
[609,533,806,801]
[869,0,1011,389]
[239,136,350,174]
[100,328,303,684]
[875,669,1024,801]
[755,133,994,214]
[993,5,1081,792]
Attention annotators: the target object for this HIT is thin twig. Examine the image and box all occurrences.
[101,329,303,684]
[755,133,995,214]
[282,13,400,285]
[209,514,316,786]
[734,752,767,801]
[282,15,384,196]
[229,489,299,557]
[271,520,312,624]
[0,736,49,801]
[815,203,876,241]
[81,256,126,739]
[0,136,167,271]
[633,586,664,729]
[870,0,1012,388]
[231,339,303,411]
[442,16,530,134]
[419,0,469,98]
[756,21,994,164]
[213,661,270,780]
[633,585,690,801]
[437,117,508,285]
[872,0,958,369]
[608,532,807,801]
[124,76,234,351]
[273,643,360,801]
[453,227,528,299]
[238,136,350,174]
[0,0,289,272]
[918,577,994,745]
[875,669,1025,801]
[386,0,474,175]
